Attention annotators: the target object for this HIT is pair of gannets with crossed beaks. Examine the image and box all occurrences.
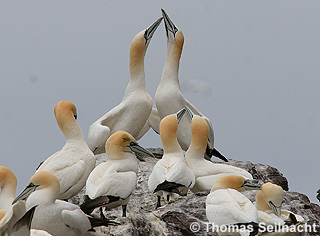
[148,108,195,208]
[11,171,118,236]
[36,101,95,200]
[87,17,163,155]
[255,183,306,235]
[184,109,252,193]
[206,175,262,236]
[81,131,154,218]
[154,9,227,162]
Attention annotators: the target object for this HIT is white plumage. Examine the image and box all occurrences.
[206,175,261,236]
[36,101,95,200]
[87,17,163,155]
[148,113,195,207]
[83,131,154,217]
[185,115,252,193]
[155,9,227,162]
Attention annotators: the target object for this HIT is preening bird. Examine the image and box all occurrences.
[87,17,163,155]
[155,9,227,162]
[206,175,261,236]
[36,101,95,200]
[148,108,195,208]
[81,131,154,218]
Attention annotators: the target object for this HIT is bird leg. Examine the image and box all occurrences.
[99,207,106,219]
[122,205,127,217]
[156,195,161,209]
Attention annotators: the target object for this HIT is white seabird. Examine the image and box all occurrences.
[155,9,227,162]
[0,166,17,212]
[12,171,118,236]
[148,109,195,208]
[36,101,95,200]
[81,131,154,217]
[87,17,163,155]
[255,182,306,235]
[206,175,261,236]
[184,114,252,193]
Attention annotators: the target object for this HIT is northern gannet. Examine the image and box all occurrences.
[256,182,306,234]
[148,109,195,208]
[0,166,17,212]
[206,175,261,236]
[184,114,252,193]
[155,9,227,162]
[12,171,118,236]
[81,131,154,218]
[88,17,163,155]
[36,101,95,200]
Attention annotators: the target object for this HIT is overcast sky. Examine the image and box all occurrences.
[1,1,319,203]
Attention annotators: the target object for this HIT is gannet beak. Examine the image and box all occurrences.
[12,183,39,204]
[176,107,186,124]
[241,180,261,191]
[127,142,155,160]
[144,17,163,43]
[269,201,282,217]
[161,9,178,39]
[184,105,193,122]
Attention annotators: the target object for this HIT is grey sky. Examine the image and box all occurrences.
[1,1,319,203]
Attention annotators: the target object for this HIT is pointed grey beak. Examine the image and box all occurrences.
[241,180,261,191]
[12,183,39,205]
[127,142,155,160]
[269,201,282,217]
[161,9,178,38]
[144,17,163,43]
[184,105,193,122]
[176,107,186,124]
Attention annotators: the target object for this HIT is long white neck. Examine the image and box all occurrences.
[0,184,16,211]
[63,121,87,146]
[160,42,181,87]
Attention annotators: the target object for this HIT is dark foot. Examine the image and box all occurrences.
[156,195,161,209]
[99,207,106,219]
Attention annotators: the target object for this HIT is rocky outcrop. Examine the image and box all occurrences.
[70,149,320,236]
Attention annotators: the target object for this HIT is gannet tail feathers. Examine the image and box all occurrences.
[88,216,120,227]
[207,147,228,162]
[232,222,259,236]
[80,195,120,214]
[154,181,185,196]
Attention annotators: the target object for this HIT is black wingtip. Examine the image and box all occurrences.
[88,216,120,227]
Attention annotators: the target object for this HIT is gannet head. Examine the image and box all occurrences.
[161,9,184,57]
[106,131,154,161]
[54,101,77,134]
[0,166,17,189]
[130,17,162,73]
[13,171,60,204]
[256,182,284,217]
[211,175,261,193]
[190,115,209,152]
[159,109,186,153]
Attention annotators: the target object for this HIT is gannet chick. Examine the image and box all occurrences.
[88,17,163,155]
[148,110,195,208]
[81,131,154,218]
[0,166,17,212]
[256,182,305,235]
[184,114,252,193]
[206,175,261,236]
[155,9,227,162]
[12,171,118,236]
[36,101,95,200]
